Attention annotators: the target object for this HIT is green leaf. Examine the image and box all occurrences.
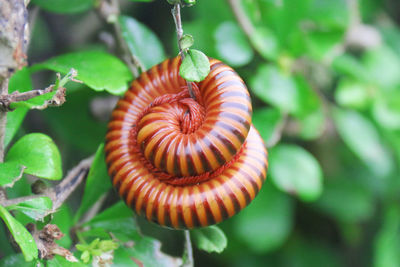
[31,0,94,14]
[0,162,25,187]
[0,254,35,267]
[84,201,140,242]
[6,197,52,221]
[6,133,63,180]
[363,45,400,89]
[374,205,400,267]
[333,109,393,177]
[180,34,194,50]
[314,177,374,223]
[249,27,279,61]
[179,49,210,82]
[269,144,323,202]
[47,255,86,267]
[335,79,371,109]
[252,108,283,146]
[118,16,166,70]
[191,226,227,253]
[372,90,400,130]
[32,51,133,95]
[332,54,370,82]
[51,205,73,249]
[6,67,32,147]
[250,64,298,114]
[74,143,111,222]
[0,205,38,261]
[214,21,254,67]
[233,180,293,253]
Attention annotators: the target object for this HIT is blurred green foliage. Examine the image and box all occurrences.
[1,0,400,266]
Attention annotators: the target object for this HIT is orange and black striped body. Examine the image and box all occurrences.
[105,57,268,229]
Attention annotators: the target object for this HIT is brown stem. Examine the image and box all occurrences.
[0,156,94,217]
[171,3,195,100]
[227,0,255,38]
[0,79,9,163]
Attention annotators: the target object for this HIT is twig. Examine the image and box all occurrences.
[0,156,94,218]
[0,79,9,163]
[97,0,145,77]
[171,4,195,100]
[181,230,194,267]
[227,0,255,37]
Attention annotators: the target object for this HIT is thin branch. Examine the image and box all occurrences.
[171,3,195,100]
[181,230,194,267]
[227,0,255,38]
[0,79,9,163]
[97,0,145,77]
[0,156,94,218]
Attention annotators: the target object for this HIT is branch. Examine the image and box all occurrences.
[0,156,94,218]
[227,0,255,38]
[181,230,194,267]
[171,3,195,99]
[97,0,145,77]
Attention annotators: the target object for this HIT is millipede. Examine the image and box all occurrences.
[105,57,268,229]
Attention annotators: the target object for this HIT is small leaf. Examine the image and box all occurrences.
[250,64,299,114]
[191,226,227,253]
[0,162,25,187]
[214,21,254,67]
[32,0,94,14]
[233,180,293,253]
[6,197,53,221]
[118,16,166,70]
[333,109,393,177]
[179,49,210,82]
[250,27,279,61]
[269,144,323,202]
[32,51,133,95]
[252,108,283,146]
[6,67,32,147]
[6,133,63,180]
[180,34,194,50]
[313,177,374,223]
[373,205,400,267]
[74,143,111,222]
[0,205,38,261]
[335,78,371,109]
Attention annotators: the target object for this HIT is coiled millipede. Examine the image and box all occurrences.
[105,57,268,229]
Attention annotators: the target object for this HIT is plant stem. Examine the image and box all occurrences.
[171,3,195,100]
[0,79,9,163]
[182,230,194,267]
[227,0,255,38]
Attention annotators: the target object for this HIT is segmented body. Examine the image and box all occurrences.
[105,57,268,229]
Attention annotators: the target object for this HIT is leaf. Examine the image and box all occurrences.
[214,21,254,67]
[372,90,400,130]
[0,254,35,267]
[250,64,299,114]
[180,34,194,50]
[32,51,133,95]
[373,205,400,267]
[335,78,371,109]
[332,53,370,82]
[0,162,25,187]
[118,16,166,70]
[0,205,38,261]
[314,177,374,223]
[233,180,293,253]
[6,133,63,180]
[179,49,210,82]
[333,109,393,177]
[84,201,141,242]
[269,144,323,202]
[252,108,283,146]
[6,197,52,221]
[6,67,32,147]
[31,0,94,14]
[363,45,400,89]
[249,27,279,61]
[191,226,227,253]
[74,143,111,222]
[47,255,86,267]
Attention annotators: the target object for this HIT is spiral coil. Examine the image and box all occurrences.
[105,57,268,229]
